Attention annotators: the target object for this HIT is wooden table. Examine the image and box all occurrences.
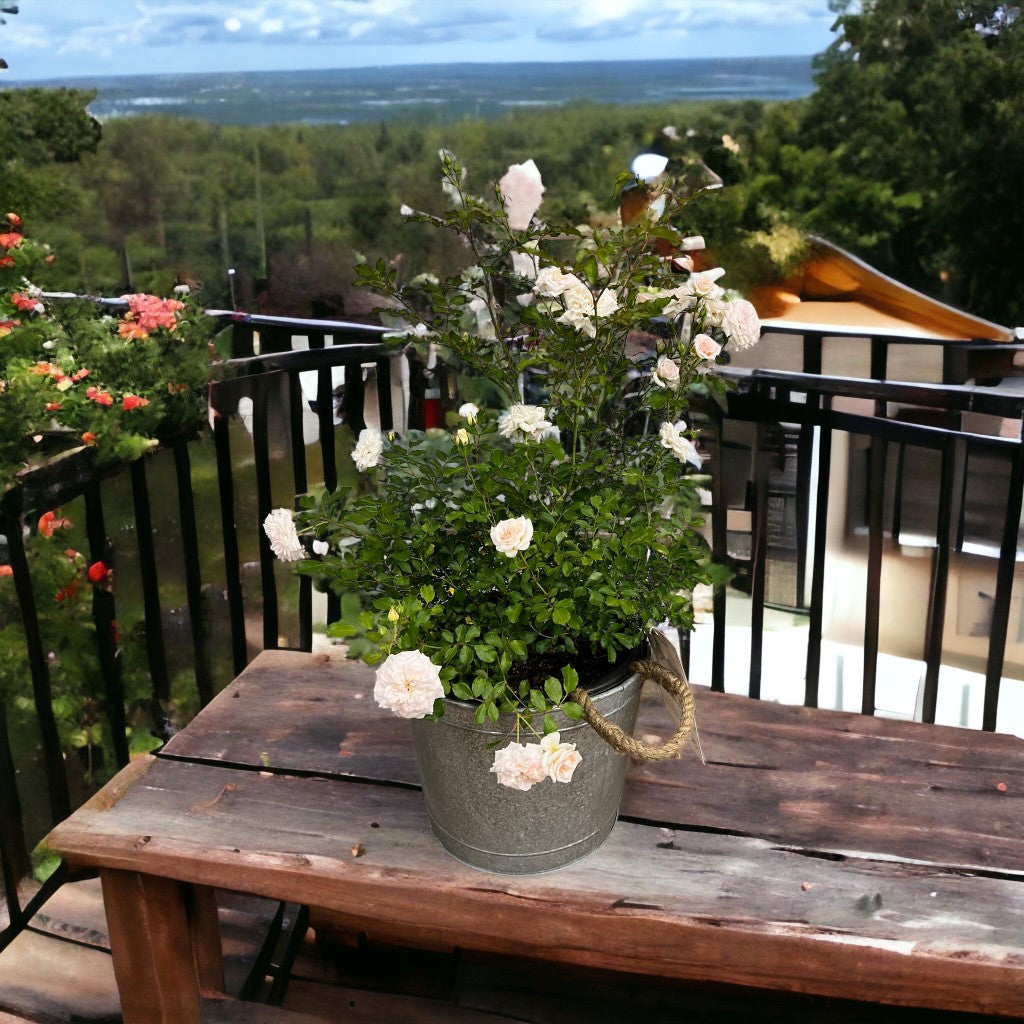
[45,650,1024,1022]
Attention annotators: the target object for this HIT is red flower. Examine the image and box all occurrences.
[121,394,149,411]
[0,232,23,250]
[64,549,81,560]
[0,319,20,336]
[72,367,90,381]
[4,213,22,229]
[45,402,62,412]
[44,254,56,265]
[54,581,79,603]
[86,386,113,407]
[38,510,72,538]
[0,256,13,269]
[87,561,109,584]
[118,320,149,340]
[81,431,97,446]
[30,361,56,376]
[0,565,13,578]
[11,292,37,312]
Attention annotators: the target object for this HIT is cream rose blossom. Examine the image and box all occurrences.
[499,159,545,230]
[497,404,552,441]
[490,516,534,557]
[652,356,680,389]
[490,741,547,791]
[721,298,761,350]
[540,732,583,784]
[373,650,444,719]
[458,402,480,422]
[351,428,384,471]
[533,266,575,298]
[693,334,722,361]
[263,508,304,562]
[659,421,703,468]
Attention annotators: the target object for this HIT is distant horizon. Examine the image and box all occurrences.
[7,53,820,88]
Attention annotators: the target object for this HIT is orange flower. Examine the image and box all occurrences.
[121,394,149,411]
[0,565,13,578]
[38,510,72,538]
[0,232,23,249]
[0,256,13,268]
[118,320,149,340]
[30,361,56,375]
[54,580,79,603]
[0,319,20,336]
[45,402,62,412]
[44,254,56,265]
[72,367,90,381]
[87,560,109,584]
[11,292,38,312]
[81,431,97,446]
[4,213,22,229]
[86,386,113,407]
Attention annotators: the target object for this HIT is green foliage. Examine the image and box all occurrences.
[293,154,755,741]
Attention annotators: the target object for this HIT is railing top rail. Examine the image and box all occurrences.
[721,366,1024,419]
[204,310,390,336]
[757,323,1018,346]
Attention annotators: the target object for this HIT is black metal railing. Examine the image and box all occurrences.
[0,311,394,952]
[699,366,1024,732]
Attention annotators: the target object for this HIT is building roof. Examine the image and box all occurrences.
[751,237,1011,343]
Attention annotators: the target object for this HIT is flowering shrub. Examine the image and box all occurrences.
[0,213,216,487]
[270,152,759,787]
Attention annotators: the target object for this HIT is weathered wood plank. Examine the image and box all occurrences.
[159,650,1024,872]
[47,756,1024,1017]
[200,992,330,1023]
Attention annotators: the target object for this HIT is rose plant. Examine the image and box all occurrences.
[267,152,759,788]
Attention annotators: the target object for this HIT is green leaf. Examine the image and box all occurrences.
[544,677,563,704]
[485,701,499,722]
[474,703,489,725]
[562,665,579,694]
[529,690,547,712]
[562,701,585,720]
[420,584,435,603]
[452,682,473,701]
[543,715,559,735]
[551,606,571,626]
[474,644,497,663]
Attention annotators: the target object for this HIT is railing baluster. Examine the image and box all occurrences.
[252,375,279,651]
[288,371,313,652]
[795,422,814,607]
[709,407,727,693]
[342,359,366,437]
[376,357,394,432]
[748,417,770,700]
[0,701,29,926]
[861,436,888,715]
[84,483,130,766]
[130,459,171,737]
[804,405,833,708]
[213,413,248,675]
[921,437,966,724]
[3,503,70,822]
[983,429,1024,731]
[173,443,214,707]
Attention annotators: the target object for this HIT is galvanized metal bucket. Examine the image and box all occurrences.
[409,663,643,874]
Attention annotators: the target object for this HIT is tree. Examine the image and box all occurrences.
[797,0,1024,324]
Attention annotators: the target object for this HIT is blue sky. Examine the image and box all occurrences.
[1,1,837,81]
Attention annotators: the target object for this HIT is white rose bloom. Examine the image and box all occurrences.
[680,236,705,252]
[672,254,695,273]
[351,428,384,471]
[173,283,191,296]
[662,287,695,320]
[499,158,545,230]
[652,356,680,389]
[533,266,576,298]
[595,288,618,318]
[490,516,534,557]
[693,333,722,361]
[540,732,583,784]
[721,298,761,350]
[701,297,728,329]
[312,539,329,556]
[511,249,539,280]
[685,272,725,302]
[458,402,480,422]
[454,428,470,446]
[399,203,414,217]
[659,421,703,468]
[557,280,599,338]
[497,404,552,441]
[373,650,444,719]
[263,508,304,562]
[491,741,547,791]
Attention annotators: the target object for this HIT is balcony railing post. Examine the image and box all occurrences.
[804,397,833,708]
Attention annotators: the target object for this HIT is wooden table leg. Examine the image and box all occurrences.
[188,884,226,992]
[101,868,202,1024]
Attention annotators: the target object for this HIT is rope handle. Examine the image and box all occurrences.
[570,659,695,762]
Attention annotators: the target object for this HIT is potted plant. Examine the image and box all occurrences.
[264,152,760,873]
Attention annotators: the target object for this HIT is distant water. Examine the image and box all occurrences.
[22,57,815,126]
